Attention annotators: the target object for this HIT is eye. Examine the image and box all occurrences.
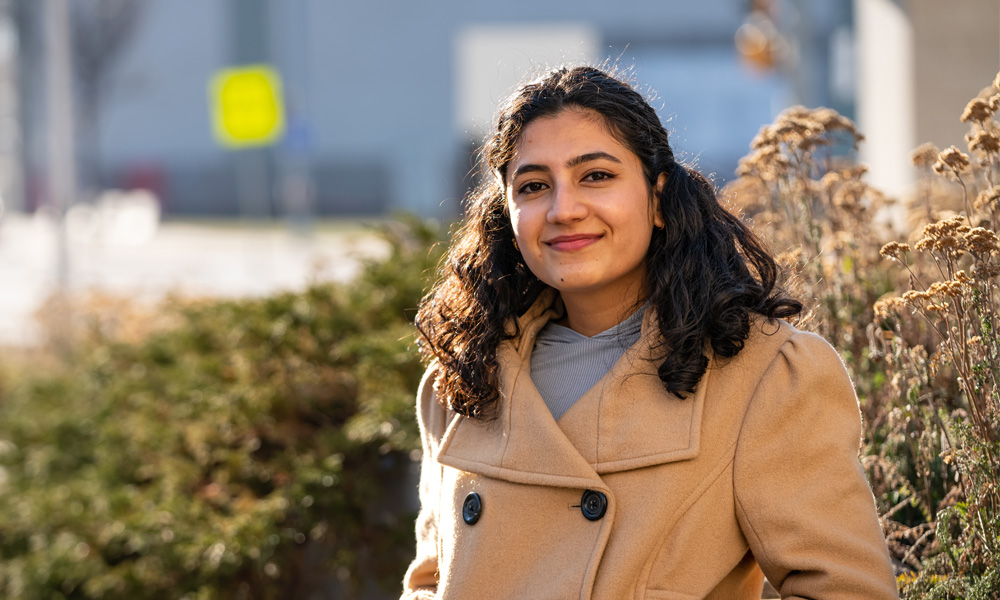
[517,181,548,195]
[583,171,615,182]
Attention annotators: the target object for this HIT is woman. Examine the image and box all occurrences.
[402,66,898,599]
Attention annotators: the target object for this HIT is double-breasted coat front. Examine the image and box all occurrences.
[401,291,898,599]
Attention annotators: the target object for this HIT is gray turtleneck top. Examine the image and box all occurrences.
[529,307,646,420]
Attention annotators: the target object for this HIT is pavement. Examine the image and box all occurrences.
[0,210,388,347]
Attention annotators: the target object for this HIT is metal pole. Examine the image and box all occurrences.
[44,0,76,291]
[231,0,272,222]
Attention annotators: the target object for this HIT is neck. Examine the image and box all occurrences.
[557,287,646,337]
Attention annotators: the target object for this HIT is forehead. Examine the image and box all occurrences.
[508,109,630,170]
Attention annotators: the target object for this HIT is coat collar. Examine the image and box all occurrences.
[437,290,706,489]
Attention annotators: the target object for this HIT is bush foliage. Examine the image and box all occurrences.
[0,218,446,599]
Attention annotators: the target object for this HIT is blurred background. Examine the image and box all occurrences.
[0,0,996,345]
[0,1,997,598]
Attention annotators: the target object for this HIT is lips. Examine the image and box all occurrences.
[544,233,603,251]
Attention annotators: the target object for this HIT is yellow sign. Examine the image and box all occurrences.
[210,65,285,147]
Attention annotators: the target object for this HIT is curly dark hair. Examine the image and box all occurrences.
[415,65,802,419]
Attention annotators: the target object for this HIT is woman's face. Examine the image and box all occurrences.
[505,108,663,313]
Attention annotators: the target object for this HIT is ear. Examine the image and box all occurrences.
[652,172,667,228]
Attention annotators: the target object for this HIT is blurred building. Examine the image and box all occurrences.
[0,0,20,216]
[10,0,854,219]
[855,0,999,199]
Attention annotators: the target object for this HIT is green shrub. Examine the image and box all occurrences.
[0,217,447,599]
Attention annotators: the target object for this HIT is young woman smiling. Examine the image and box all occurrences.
[507,108,663,337]
[402,66,898,600]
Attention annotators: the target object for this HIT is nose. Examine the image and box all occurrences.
[546,182,588,224]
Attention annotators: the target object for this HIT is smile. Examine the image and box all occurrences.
[543,234,603,251]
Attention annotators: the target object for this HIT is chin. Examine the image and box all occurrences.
[543,275,597,292]
[549,282,607,297]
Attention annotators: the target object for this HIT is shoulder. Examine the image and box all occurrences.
[733,319,862,448]
[738,318,848,379]
[711,319,859,435]
[755,320,853,391]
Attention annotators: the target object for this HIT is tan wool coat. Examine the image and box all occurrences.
[401,291,899,600]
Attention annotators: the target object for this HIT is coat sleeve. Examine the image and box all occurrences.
[733,330,899,600]
[400,367,446,600]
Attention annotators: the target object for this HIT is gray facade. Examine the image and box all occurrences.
[14,0,848,218]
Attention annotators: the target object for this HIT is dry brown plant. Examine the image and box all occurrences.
[730,86,1000,591]
[728,104,899,375]
[872,72,1000,591]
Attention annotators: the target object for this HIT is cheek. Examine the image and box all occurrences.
[506,203,531,242]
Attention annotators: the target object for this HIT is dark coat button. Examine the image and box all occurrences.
[462,492,482,525]
[580,489,607,521]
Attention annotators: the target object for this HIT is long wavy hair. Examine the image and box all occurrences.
[415,65,802,419]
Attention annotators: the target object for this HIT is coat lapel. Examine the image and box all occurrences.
[557,308,706,474]
[437,290,605,489]
[436,291,705,487]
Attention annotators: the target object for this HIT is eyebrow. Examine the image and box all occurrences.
[510,151,623,181]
